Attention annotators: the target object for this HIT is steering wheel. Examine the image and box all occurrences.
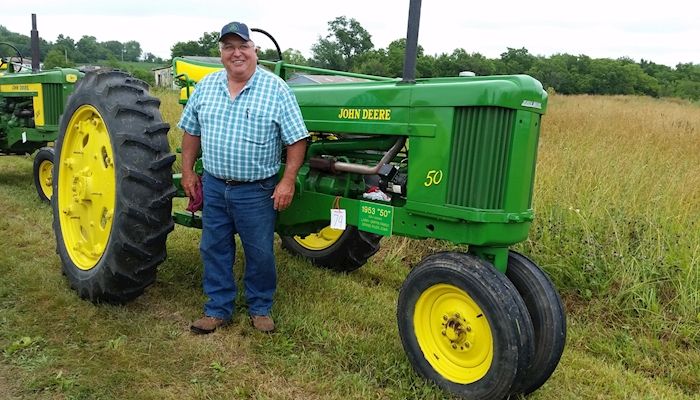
[0,42,24,72]
[251,28,283,61]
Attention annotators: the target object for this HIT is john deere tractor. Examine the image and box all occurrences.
[0,15,82,202]
[50,1,565,398]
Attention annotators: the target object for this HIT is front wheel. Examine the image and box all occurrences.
[397,252,534,400]
[506,251,567,395]
[33,146,54,203]
[52,70,176,303]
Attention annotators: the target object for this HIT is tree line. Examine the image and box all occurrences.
[171,16,700,101]
[0,25,162,67]
[2,18,699,101]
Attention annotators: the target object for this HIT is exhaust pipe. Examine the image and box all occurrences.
[401,0,422,83]
[31,14,40,72]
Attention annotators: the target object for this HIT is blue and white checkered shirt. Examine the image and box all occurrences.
[178,66,309,181]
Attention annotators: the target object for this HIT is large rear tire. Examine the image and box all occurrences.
[397,252,534,400]
[506,251,567,395]
[33,146,54,203]
[280,225,381,272]
[52,70,176,303]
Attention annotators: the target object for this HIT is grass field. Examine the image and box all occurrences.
[0,92,698,399]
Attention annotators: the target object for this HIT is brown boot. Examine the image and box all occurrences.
[190,316,230,334]
[250,315,275,333]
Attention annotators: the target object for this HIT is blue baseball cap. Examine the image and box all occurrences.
[218,21,251,42]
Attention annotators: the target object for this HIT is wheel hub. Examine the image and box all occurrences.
[442,313,473,350]
[72,169,92,203]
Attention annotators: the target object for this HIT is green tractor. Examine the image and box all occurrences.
[50,2,566,398]
[0,15,82,202]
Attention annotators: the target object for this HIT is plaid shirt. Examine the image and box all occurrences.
[178,66,309,181]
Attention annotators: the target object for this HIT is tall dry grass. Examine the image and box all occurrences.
[530,95,699,338]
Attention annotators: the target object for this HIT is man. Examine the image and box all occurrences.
[178,21,309,334]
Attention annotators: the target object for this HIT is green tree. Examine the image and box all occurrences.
[122,40,142,62]
[529,55,573,93]
[171,41,206,58]
[142,52,163,63]
[282,48,307,65]
[0,25,51,61]
[197,32,219,57]
[101,40,123,59]
[258,48,282,61]
[54,35,77,62]
[499,47,536,74]
[311,16,373,71]
[76,35,106,63]
[623,62,659,97]
[416,54,435,78]
[171,32,220,58]
[456,50,496,76]
[42,48,75,69]
[385,39,412,77]
[354,49,389,76]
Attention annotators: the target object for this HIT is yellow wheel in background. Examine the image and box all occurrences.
[33,147,55,203]
[397,252,535,400]
[293,226,343,250]
[281,225,381,272]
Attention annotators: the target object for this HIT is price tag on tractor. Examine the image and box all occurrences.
[330,209,346,230]
[358,201,394,236]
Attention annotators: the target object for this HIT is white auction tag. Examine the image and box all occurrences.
[330,209,346,230]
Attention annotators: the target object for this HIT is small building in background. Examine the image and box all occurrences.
[152,66,173,88]
[153,56,222,88]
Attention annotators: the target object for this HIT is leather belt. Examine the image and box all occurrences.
[224,179,248,186]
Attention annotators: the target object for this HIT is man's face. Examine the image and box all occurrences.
[219,35,257,80]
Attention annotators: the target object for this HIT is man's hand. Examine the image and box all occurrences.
[272,138,307,211]
[182,170,201,200]
[272,177,295,211]
[180,132,202,200]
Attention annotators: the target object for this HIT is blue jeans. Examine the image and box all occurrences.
[200,171,277,320]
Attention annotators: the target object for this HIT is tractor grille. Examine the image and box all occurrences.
[42,83,64,126]
[447,107,515,210]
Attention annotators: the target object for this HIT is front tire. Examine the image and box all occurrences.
[397,252,534,400]
[506,251,566,395]
[52,70,176,303]
[33,146,54,203]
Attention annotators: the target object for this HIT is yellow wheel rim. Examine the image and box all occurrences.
[293,226,343,250]
[38,159,53,199]
[57,105,116,271]
[414,283,493,384]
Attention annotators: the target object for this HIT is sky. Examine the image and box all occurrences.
[4,0,698,68]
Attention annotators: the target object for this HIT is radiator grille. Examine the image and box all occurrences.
[447,107,515,210]
[42,84,64,126]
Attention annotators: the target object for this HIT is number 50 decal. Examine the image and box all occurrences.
[423,170,444,187]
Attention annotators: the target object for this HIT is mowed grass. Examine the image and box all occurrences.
[0,92,698,399]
